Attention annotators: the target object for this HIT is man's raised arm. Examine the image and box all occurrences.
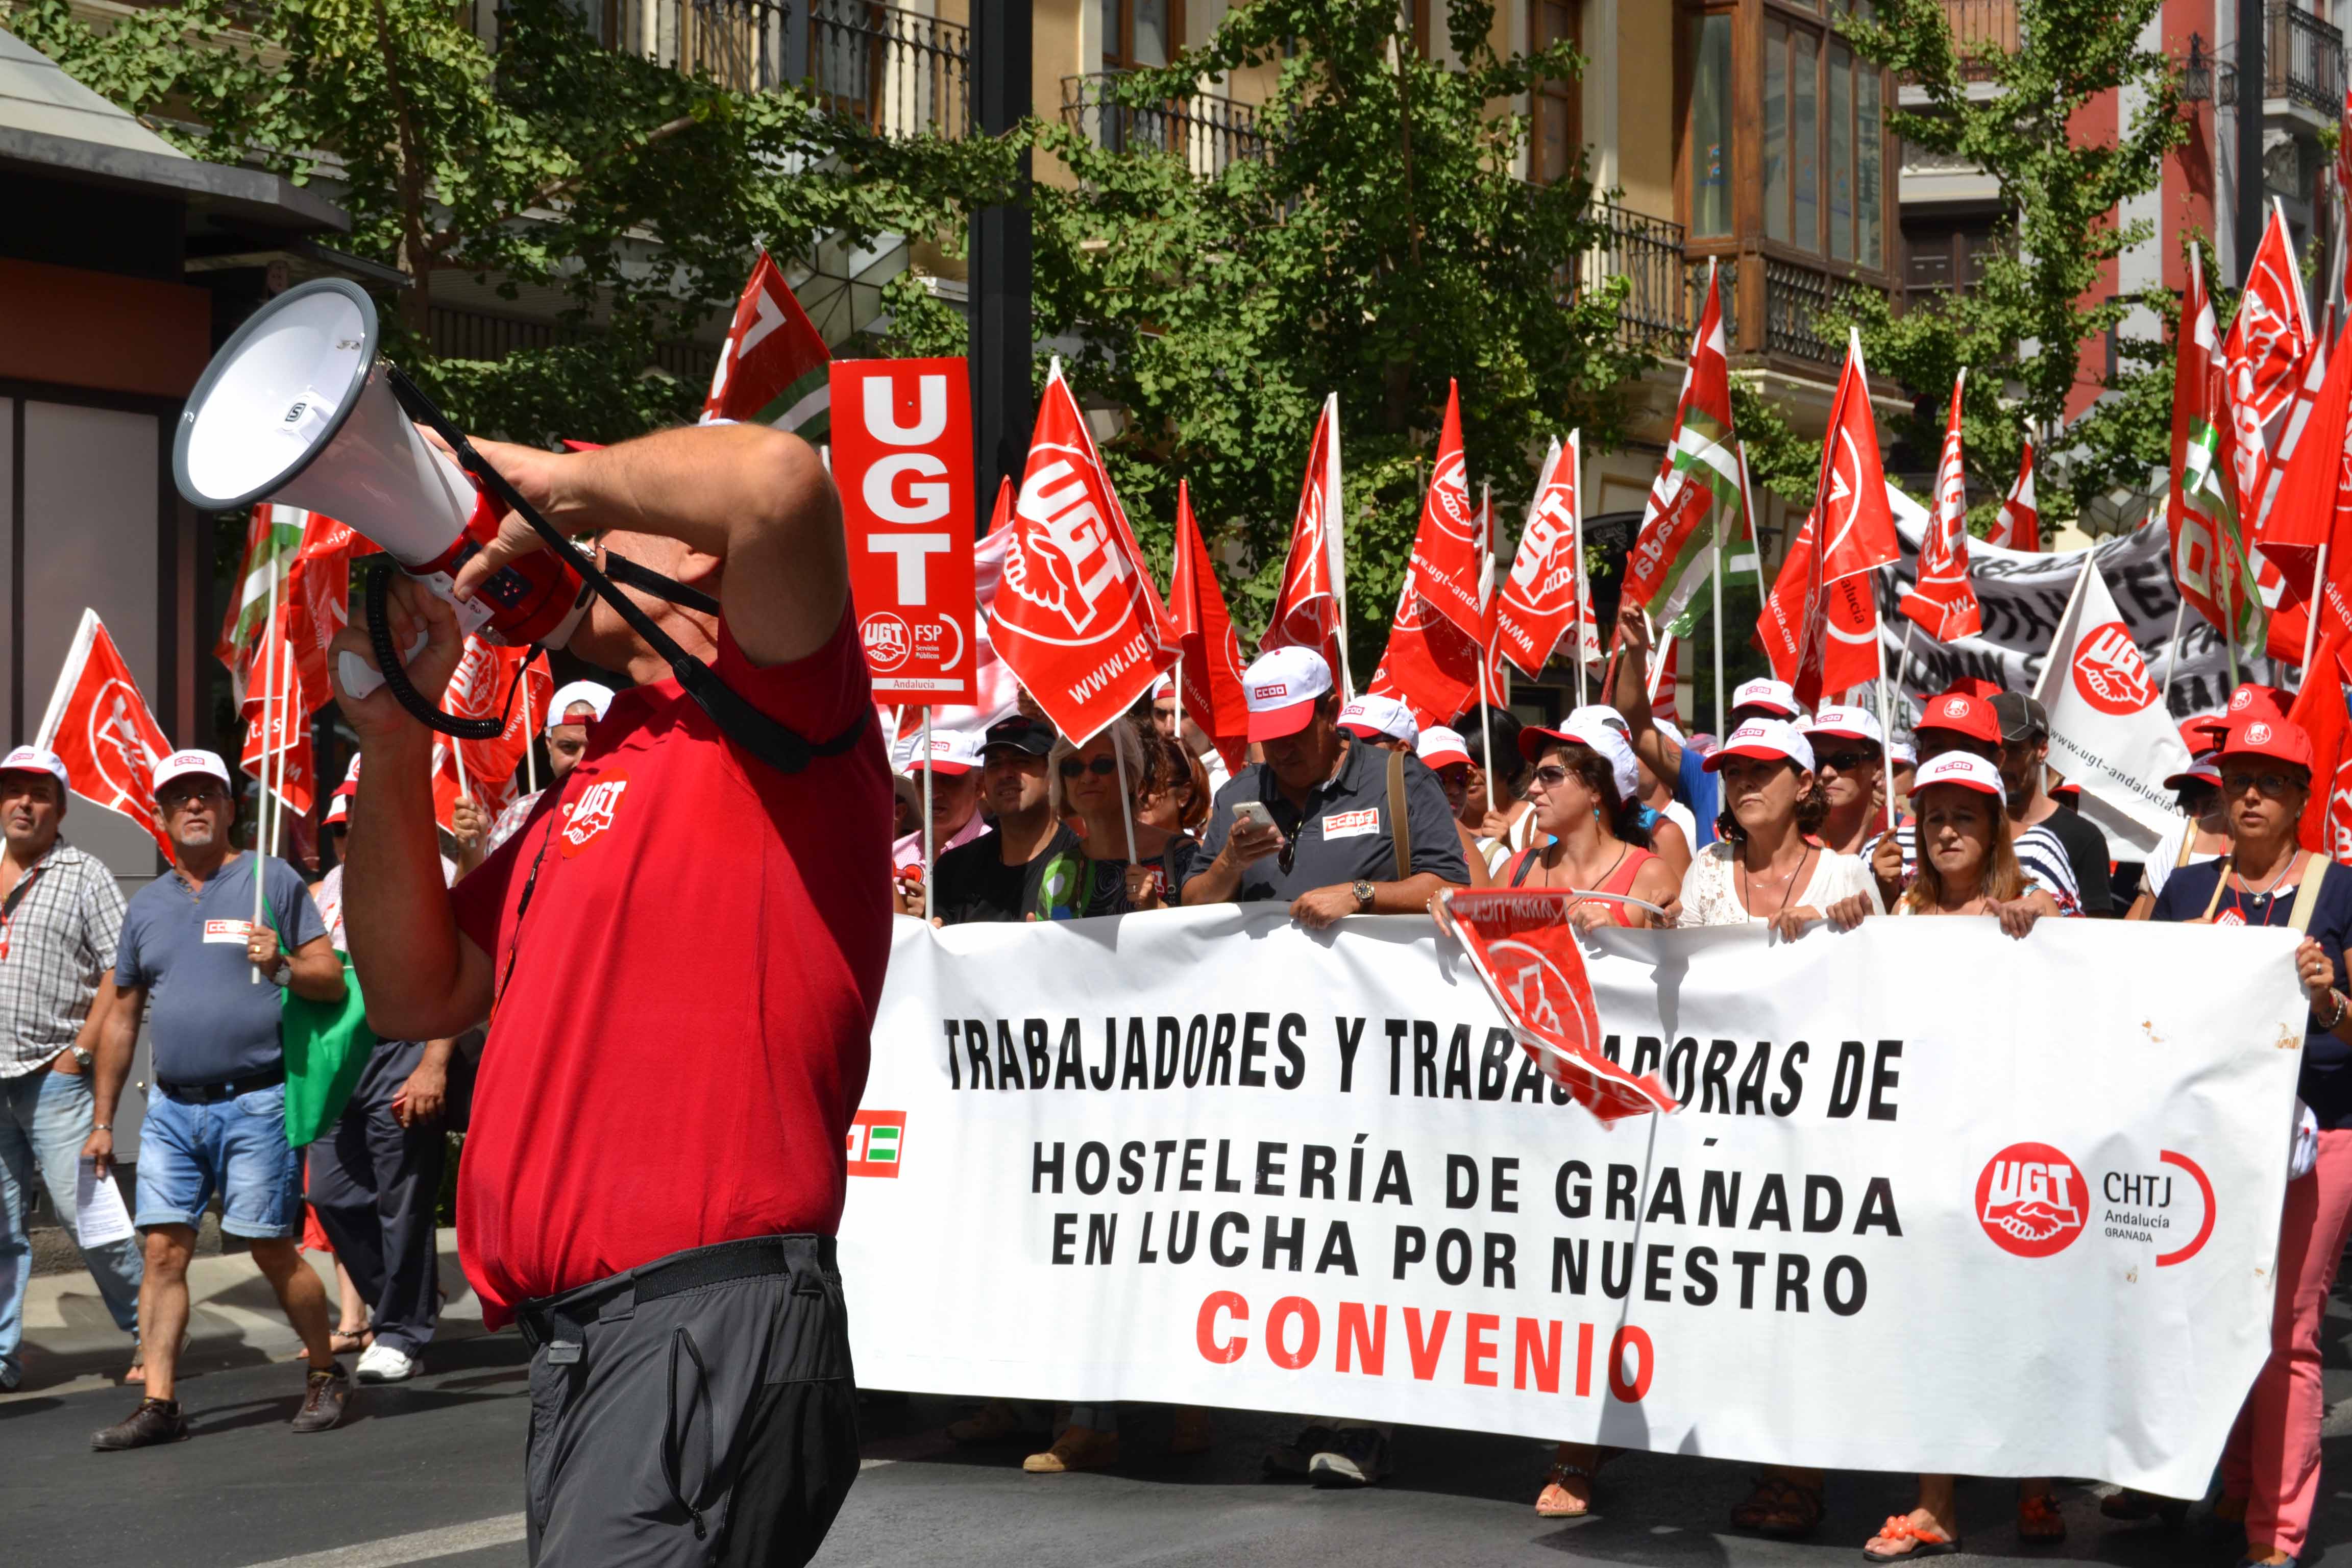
[1608,601,1685,786]
[330,579,495,1043]
[457,424,846,667]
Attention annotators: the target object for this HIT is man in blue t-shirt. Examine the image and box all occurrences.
[1608,603,1809,849]
[88,750,349,1452]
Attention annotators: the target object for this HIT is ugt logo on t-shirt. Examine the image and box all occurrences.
[560,774,629,857]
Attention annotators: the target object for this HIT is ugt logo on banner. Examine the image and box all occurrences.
[829,359,977,702]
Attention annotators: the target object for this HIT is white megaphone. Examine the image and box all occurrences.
[173,280,588,710]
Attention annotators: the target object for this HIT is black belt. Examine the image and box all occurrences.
[155,1063,286,1104]
[516,1234,837,1363]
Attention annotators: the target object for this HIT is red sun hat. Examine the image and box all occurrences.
[1915,688,2002,745]
[2218,714,2314,771]
[1909,750,2005,800]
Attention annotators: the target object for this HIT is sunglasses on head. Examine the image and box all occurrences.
[1058,756,1119,779]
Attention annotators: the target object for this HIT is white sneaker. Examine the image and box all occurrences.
[354,1343,417,1383]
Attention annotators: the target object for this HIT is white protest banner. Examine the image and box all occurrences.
[2031,558,2196,854]
[842,906,2302,1497]
[1874,510,2275,724]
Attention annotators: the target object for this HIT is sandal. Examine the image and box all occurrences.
[1864,1514,1963,1561]
[328,1329,373,1356]
[1535,1459,1596,1518]
[2018,1491,2066,1543]
[1732,1473,1825,1538]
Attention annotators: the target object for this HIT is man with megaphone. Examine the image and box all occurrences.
[327,420,890,1568]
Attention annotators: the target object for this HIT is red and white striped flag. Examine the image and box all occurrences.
[1988,436,2039,552]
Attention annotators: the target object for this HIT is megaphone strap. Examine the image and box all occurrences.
[382,365,866,777]
[600,551,720,618]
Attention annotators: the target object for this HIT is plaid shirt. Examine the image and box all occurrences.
[0,840,127,1077]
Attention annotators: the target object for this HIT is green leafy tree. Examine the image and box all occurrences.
[1743,0,2186,535]
[960,0,1637,667]
[9,0,1013,444]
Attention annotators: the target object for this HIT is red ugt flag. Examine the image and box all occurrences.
[2288,626,2352,856]
[35,609,175,856]
[283,511,375,707]
[1404,381,1487,641]
[1987,436,2038,552]
[1170,481,1250,773]
[988,366,1177,744]
[1440,889,1677,1122]
[1263,395,1346,678]
[239,614,315,820]
[1496,434,1587,675]
[1900,369,1983,641]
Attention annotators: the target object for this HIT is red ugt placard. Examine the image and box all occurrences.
[829,358,977,703]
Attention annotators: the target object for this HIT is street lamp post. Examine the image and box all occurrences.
[971,0,1034,521]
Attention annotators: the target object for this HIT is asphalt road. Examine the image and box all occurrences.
[2,1324,2346,1568]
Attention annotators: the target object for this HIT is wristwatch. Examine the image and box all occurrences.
[269,958,293,988]
[69,1046,91,1069]
[1352,880,1376,912]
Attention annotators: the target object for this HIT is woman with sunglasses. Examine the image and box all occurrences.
[1800,706,1888,857]
[1498,717,1677,932]
[1040,722,1174,918]
[1857,752,2055,1561]
[2150,716,2352,1568]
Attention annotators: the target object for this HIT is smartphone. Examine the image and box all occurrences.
[1232,800,1276,832]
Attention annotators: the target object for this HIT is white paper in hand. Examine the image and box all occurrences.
[75,1159,134,1248]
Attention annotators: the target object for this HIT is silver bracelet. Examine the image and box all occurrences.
[2320,990,2347,1031]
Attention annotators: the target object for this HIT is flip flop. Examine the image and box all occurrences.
[1864,1516,1963,1561]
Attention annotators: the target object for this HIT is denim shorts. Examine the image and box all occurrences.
[134,1082,303,1239]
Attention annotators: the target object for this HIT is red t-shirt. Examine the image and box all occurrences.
[450,609,891,1327]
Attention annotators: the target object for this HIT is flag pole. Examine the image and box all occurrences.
[1571,430,1589,708]
[1710,552,1726,743]
[1326,393,1355,700]
[523,669,540,797]
[1114,728,1141,876]
[2304,543,2331,674]
[1874,571,1896,834]
[1895,618,1919,704]
[2161,593,2188,715]
[921,709,935,922]
[250,548,279,984]
[1476,482,1496,804]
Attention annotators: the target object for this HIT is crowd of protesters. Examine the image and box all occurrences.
[3,580,2342,1564]
[874,595,2351,1568]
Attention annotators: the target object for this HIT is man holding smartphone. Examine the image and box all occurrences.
[329,423,888,1568]
[1180,648,1468,925]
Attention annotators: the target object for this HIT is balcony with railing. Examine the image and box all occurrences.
[2216,2,2345,116]
[465,0,971,133]
[1060,74,1268,178]
[1570,204,1736,358]
[1922,0,2019,83]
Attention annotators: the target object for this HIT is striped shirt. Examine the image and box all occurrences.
[1880,822,2082,915]
[0,840,127,1077]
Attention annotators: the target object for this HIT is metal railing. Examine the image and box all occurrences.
[810,0,971,138]
[1567,204,1740,356]
[466,1,972,132]
[2216,2,2345,115]
[1060,74,1268,177]
[1763,257,1842,365]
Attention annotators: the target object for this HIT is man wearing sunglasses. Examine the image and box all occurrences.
[1180,648,1468,928]
[1993,691,2116,917]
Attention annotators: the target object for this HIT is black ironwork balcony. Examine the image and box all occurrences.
[2215,2,2345,115]
[1567,203,1735,356]
[809,0,970,138]
[1060,73,1267,176]
[1762,256,1852,366]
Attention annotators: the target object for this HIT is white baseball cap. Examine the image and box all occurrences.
[1702,719,1816,774]
[151,749,232,793]
[1730,678,1804,720]
[0,746,68,792]
[1150,673,1177,700]
[1909,750,2005,800]
[1889,739,1918,768]
[1567,704,1631,739]
[1241,647,1335,742]
[1803,704,1885,749]
[1521,717,1638,803]
[546,680,616,732]
[910,728,983,776]
[1338,694,1418,746]
[1417,726,1473,771]
[1653,716,1687,748]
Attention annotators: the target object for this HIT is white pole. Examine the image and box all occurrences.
[1327,393,1355,700]
[1477,483,1496,807]
[921,709,935,922]
[2303,542,2331,673]
[1895,618,1919,704]
[523,655,540,796]
[1571,430,1589,708]
[250,546,278,983]
[1114,730,1140,869]
[2162,592,2189,714]
[1710,551,1725,742]
[1647,631,1675,703]
[1874,578,1897,834]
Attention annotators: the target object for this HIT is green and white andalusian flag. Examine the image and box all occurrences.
[1624,261,1745,635]
[702,251,834,441]
[2167,243,2265,651]
[214,503,306,699]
